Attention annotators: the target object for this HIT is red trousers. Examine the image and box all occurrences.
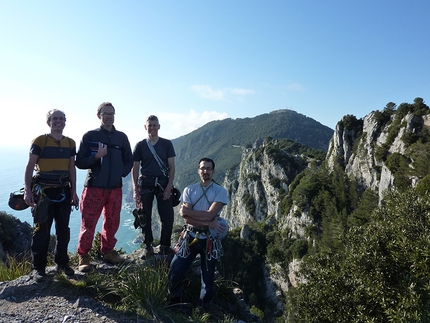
[77,187,122,255]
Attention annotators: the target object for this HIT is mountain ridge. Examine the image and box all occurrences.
[171,109,333,190]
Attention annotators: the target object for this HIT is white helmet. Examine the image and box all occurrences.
[209,217,229,239]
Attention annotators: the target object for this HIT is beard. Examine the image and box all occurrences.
[201,174,211,181]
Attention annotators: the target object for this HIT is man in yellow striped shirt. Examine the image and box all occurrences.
[23,109,79,282]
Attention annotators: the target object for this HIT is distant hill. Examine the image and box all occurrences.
[171,109,333,189]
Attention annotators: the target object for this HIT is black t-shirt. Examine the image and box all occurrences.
[133,138,175,177]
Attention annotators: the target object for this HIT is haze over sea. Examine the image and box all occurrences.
[0,146,140,254]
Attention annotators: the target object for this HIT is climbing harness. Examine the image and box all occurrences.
[174,182,224,263]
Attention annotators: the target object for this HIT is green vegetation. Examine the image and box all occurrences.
[288,188,430,322]
[339,114,364,132]
[220,224,267,315]
[0,253,32,281]
[281,98,430,321]
[242,192,256,216]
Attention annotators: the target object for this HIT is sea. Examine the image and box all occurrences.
[0,146,141,254]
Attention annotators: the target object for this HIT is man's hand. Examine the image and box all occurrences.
[71,191,79,208]
[133,186,141,208]
[163,185,172,200]
[180,203,189,218]
[24,188,36,207]
[95,142,107,159]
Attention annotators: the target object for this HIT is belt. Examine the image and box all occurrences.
[184,224,209,236]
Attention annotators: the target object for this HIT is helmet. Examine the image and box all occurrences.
[209,217,229,240]
[132,208,145,229]
[8,190,29,211]
[172,186,181,207]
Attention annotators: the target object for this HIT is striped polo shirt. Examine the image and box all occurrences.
[30,134,76,185]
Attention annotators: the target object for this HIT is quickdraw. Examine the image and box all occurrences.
[175,230,190,258]
[175,228,224,261]
[206,236,223,260]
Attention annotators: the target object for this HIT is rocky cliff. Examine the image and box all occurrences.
[222,139,317,233]
[219,100,430,321]
[327,109,430,202]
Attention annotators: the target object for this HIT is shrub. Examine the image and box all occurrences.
[289,240,308,259]
[288,188,430,322]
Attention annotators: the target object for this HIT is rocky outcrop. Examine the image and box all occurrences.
[327,112,382,194]
[222,140,309,229]
[0,212,32,261]
[327,111,428,202]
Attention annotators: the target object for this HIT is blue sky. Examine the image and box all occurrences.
[1,1,429,147]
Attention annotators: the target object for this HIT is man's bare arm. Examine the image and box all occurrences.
[180,201,225,224]
[163,156,175,200]
[24,154,38,207]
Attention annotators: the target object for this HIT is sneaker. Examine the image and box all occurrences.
[140,245,154,260]
[57,264,75,276]
[78,254,91,272]
[103,249,125,264]
[33,269,46,282]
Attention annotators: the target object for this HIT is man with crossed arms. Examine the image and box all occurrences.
[168,157,228,308]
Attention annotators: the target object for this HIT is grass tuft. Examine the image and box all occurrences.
[0,252,32,281]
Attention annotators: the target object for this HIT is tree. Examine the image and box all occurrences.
[383,101,397,116]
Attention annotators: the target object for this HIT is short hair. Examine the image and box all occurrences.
[46,109,66,122]
[199,157,215,170]
[97,102,115,115]
[146,115,159,123]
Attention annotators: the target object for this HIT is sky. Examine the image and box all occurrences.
[1,1,429,148]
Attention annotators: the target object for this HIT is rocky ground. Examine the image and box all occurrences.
[0,251,258,323]
[0,263,151,323]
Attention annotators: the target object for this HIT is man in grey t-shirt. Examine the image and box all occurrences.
[168,157,228,308]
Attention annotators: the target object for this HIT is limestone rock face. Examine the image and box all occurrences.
[222,142,309,230]
[220,140,317,316]
[219,109,430,319]
[327,111,426,202]
[327,113,381,191]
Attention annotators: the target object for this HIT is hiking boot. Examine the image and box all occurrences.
[140,245,154,260]
[33,269,46,282]
[78,254,91,272]
[103,249,125,264]
[56,264,75,276]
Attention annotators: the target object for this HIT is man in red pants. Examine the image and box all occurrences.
[75,102,133,272]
